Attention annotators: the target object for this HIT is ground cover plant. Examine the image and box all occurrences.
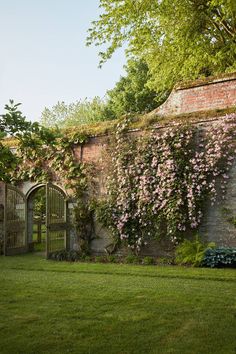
[202,247,236,268]
[0,254,235,354]
[175,237,216,267]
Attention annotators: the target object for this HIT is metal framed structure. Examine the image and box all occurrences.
[45,183,68,258]
[4,184,27,255]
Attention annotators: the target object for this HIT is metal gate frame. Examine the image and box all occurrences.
[4,184,27,256]
[1,182,68,257]
[45,183,68,259]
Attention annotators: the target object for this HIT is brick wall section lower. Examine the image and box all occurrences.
[74,136,108,166]
[154,72,236,116]
[81,136,107,163]
[75,136,109,197]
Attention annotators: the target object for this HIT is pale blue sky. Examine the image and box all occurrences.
[0,0,126,121]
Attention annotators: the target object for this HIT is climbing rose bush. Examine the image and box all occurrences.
[99,114,236,253]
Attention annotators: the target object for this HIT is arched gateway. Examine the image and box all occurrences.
[0,182,68,258]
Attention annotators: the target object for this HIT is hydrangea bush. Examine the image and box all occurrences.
[98,114,236,253]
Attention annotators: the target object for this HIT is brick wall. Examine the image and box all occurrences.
[77,117,236,254]
[154,72,236,117]
[80,136,107,164]
[199,161,236,248]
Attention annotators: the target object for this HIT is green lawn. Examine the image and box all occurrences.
[32,223,46,252]
[0,254,235,354]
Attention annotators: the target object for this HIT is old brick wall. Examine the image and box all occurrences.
[153,72,236,117]
[73,119,236,255]
[199,162,236,248]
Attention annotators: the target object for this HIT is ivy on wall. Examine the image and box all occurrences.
[97,114,236,253]
[10,131,88,191]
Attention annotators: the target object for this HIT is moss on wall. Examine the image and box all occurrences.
[3,105,236,148]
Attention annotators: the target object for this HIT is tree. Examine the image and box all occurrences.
[40,97,108,128]
[104,59,161,119]
[0,100,55,182]
[41,60,161,126]
[0,101,32,181]
[87,0,236,91]
[0,140,18,182]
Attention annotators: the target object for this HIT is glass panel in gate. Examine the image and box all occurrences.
[46,183,67,257]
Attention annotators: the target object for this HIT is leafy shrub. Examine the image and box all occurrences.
[94,256,106,263]
[142,256,155,265]
[202,247,236,268]
[106,255,118,263]
[48,250,81,262]
[80,253,88,261]
[124,255,140,264]
[175,237,215,267]
[83,255,92,263]
[157,257,175,265]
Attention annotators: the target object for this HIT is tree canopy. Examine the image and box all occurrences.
[41,60,160,127]
[0,101,55,181]
[104,59,160,119]
[40,97,108,128]
[87,0,236,91]
[0,101,34,181]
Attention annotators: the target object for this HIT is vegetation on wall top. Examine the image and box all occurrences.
[5,105,236,149]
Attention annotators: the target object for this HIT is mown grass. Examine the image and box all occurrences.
[32,223,46,252]
[0,254,235,354]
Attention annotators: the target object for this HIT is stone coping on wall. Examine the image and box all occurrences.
[175,71,236,90]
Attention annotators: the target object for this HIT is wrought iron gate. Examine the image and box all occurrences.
[4,184,27,255]
[46,183,68,258]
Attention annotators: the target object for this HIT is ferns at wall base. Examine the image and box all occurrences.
[175,237,216,267]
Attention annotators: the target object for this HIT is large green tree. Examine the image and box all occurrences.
[104,59,160,119]
[87,0,236,91]
[41,60,160,126]
[0,101,33,182]
[0,101,54,182]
